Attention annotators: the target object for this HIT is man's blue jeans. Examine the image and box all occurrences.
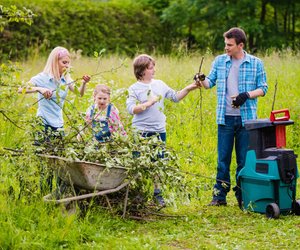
[213,116,249,201]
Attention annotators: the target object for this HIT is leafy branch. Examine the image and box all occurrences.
[0,5,34,31]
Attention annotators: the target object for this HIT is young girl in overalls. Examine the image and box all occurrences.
[85,84,126,142]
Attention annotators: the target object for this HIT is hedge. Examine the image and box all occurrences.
[0,0,175,59]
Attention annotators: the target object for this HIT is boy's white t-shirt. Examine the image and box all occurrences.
[126,79,179,133]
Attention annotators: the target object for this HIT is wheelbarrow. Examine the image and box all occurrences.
[40,154,130,217]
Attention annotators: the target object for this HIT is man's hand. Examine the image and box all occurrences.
[193,73,206,82]
[232,92,250,108]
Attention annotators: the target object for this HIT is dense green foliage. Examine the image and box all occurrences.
[0,53,300,248]
[0,0,172,60]
[160,0,300,52]
[1,0,300,60]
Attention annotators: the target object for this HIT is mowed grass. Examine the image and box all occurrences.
[0,52,300,249]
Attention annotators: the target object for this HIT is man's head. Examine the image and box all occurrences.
[223,27,247,59]
[223,27,247,46]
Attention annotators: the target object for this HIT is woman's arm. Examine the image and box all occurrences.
[18,86,53,99]
[68,75,90,96]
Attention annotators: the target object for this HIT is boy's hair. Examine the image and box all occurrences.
[43,46,71,82]
[223,27,247,46]
[93,84,111,97]
[133,54,155,80]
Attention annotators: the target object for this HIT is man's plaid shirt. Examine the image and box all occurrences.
[207,51,268,125]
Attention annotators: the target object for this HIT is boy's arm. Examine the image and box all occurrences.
[126,87,159,114]
[132,96,158,114]
[176,82,199,101]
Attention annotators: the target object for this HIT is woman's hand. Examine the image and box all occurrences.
[39,88,53,99]
[82,75,91,84]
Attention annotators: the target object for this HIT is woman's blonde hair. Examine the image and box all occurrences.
[43,46,71,83]
[93,84,111,97]
[133,54,155,80]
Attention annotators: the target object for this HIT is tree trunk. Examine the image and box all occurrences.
[292,1,295,49]
[274,4,278,32]
[187,22,194,50]
[283,8,287,33]
[260,0,268,24]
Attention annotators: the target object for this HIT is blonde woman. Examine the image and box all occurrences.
[18,46,91,194]
[19,46,90,133]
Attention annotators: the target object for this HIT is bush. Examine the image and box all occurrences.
[0,0,173,60]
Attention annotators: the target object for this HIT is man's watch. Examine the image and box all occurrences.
[141,104,146,111]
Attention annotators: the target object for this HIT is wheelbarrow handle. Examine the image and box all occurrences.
[270,109,290,122]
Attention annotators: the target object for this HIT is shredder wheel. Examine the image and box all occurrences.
[292,200,300,215]
[266,203,280,219]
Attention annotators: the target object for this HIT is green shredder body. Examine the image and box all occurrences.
[238,118,298,216]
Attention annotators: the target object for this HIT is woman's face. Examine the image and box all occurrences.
[58,55,71,75]
[94,92,110,110]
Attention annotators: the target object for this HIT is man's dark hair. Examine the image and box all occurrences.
[223,27,247,46]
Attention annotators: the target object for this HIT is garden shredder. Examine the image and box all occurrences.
[238,109,300,218]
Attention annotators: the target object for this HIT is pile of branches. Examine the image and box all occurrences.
[29,117,188,212]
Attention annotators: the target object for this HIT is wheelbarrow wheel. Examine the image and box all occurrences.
[292,200,300,215]
[266,203,280,219]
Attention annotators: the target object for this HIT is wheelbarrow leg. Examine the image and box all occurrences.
[104,195,112,211]
[122,183,130,218]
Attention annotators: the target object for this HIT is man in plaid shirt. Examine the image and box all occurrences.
[195,27,268,206]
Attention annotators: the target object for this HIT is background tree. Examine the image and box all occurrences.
[0,0,300,59]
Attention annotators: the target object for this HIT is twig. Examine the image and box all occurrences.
[3,147,24,153]
[271,79,278,112]
[0,110,25,130]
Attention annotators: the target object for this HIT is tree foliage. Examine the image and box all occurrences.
[0,0,172,60]
[0,4,34,31]
[1,0,300,58]
[161,0,300,53]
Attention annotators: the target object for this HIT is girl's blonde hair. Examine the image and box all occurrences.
[133,54,155,80]
[93,84,111,97]
[43,46,71,83]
